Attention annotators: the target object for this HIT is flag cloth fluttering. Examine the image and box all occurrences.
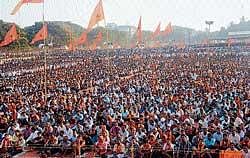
[87,0,105,31]
[177,40,185,49]
[95,32,102,44]
[0,24,18,47]
[75,0,104,47]
[90,31,102,50]
[163,22,173,35]
[136,16,142,43]
[30,23,48,44]
[151,22,161,40]
[11,0,44,15]
[227,38,234,47]
[76,31,87,45]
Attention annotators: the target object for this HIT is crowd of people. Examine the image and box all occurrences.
[0,46,249,158]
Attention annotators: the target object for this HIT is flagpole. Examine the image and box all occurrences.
[103,18,109,47]
[43,0,47,106]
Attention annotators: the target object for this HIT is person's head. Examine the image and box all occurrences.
[229,143,235,149]
[180,129,185,135]
[242,146,249,153]
[60,130,64,136]
[98,135,104,143]
[180,135,186,143]
[63,135,68,141]
[217,127,221,133]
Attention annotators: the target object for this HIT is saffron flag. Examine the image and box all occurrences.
[68,42,76,51]
[11,0,44,15]
[76,31,87,45]
[95,32,102,44]
[177,40,185,49]
[30,23,48,44]
[227,38,234,47]
[163,22,173,35]
[151,22,161,40]
[136,16,142,43]
[0,24,18,47]
[87,0,105,31]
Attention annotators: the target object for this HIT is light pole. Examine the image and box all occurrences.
[205,21,214,33]
[205,21,214,70]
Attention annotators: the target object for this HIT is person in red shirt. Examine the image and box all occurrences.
[95,136,109,158]
[0,134,12,153]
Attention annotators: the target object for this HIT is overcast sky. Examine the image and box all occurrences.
[0,0,249,31]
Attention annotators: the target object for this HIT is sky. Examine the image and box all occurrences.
[0,0,250,32]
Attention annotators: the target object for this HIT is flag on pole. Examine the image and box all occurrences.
[227,38,234,47]
[95,32,102,44]
[11,0,44,15]
[163,22,173,35]
[177,40,185,49]
[151,22,161,40]
[0,24,18,47]
[76,31,87,45]
[87,0,105,31]
[30,23,48,44]
[91,31,102,50]
[136,16,142,43]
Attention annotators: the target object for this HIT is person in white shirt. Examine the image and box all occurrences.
[229,130,240,145]
[234,116,244,127]
[64,123,73,139]
[241,146,250,158]
[26,127,39,144]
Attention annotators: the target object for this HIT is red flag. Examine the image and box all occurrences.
[163,22,173,35]
[11,0,44,15]
[30,23,48,44]
[0,24,18,47]
[151,22,161,40]
[87,0,105,31]
[136,16,142,43]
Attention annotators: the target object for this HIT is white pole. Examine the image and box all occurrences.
[43,0,47,106]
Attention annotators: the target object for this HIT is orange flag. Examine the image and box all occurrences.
[0,24,18,47]
[227,38,234,47]
[136,16,142,43]
[30,23,48,44]
[87,0,105,31]
[76,31,87,45]
[177,40,185,49]
[163,22,173,35]
[91,32,102,50]
[95,32,102,44]
[151,22,161,40]
[11,0,44,15]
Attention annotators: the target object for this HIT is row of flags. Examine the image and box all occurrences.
[0,0,47,47]
[0,23,48,47]
[1,0,234,49]
[1,0,173,49]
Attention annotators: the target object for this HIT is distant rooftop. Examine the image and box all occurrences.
[228,31,250,38]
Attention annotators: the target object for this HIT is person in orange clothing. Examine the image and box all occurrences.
[139,138,152,158]
[95,136,109,158]
[113,139,125,158]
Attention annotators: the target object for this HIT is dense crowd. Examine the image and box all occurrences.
[0,46,249,158]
